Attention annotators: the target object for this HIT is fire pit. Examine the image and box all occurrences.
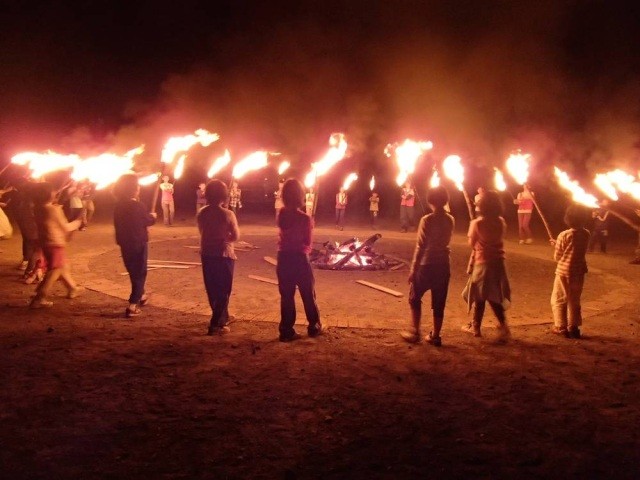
[310,234,403,271]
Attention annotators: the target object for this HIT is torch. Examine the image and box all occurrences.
[442,155,474,221]
[506,152,554,241]
[207,149,232,179]
[303,133,348,216]
[593,170,640,232]
[278,160,291,178]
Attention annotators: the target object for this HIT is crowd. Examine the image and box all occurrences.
[1,172,601,345]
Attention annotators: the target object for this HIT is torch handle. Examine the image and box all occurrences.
[525,185,554,241]
[461,190,475,221]
[0,162,12,178]
[312,178,320,217]
[150,181,161,214]
[606,208,640,233]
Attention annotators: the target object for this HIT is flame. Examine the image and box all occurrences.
[232,151,269,179]
[161,129,219,165]
[342,172,358,190]
[593,173,619,201]
[138,173,160,186]
[385,139,433,186]
[442,155,465,191]
[596,169,640,201]
[304,133,348,188]
[12,151,81,178]
[429,170,441,188]
[173,155,186,180]
[494,168,507,192]
[207,149,231,178]
[505,152,531,185]
[369,176,375,191]
[70,146,144,190]
[554,167,599,208]
[278,160,291,176]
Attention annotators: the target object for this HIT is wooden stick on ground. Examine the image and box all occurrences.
[263,256,278,266]
[148,260,202,265]
[120,267,159,276]
[147,264,192,269]
[356,280,404,297]
[248,274,279,285]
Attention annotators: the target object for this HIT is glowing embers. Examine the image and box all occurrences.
[310,234,401,271]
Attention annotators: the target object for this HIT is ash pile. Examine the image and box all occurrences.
[310,234,404,271]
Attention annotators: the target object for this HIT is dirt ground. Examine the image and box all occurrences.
[1,214,639,479]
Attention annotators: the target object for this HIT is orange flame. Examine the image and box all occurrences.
[173,155,186,180]
[71,146,144,190]
[12,151,80,178]
[232,151,269,179]
[505,152,531,185]
[138,173,160,186]
[554,167,598,208]
[596,169,640,201]
[369,176,375,191]
[342,172,358,190]
[207,149,231,178]
[304,133,348,188]
[429,170,441,188]
[442,155,465,191]
[494,168,507,192]
[278,160,291,176]
[161,129,219,165]
[385,139,433,186]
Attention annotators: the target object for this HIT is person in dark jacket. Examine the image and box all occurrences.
[113,174,156,318]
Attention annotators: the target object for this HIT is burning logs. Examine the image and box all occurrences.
[310,234,403,271]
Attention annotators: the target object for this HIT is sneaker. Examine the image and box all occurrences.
[16,260,28,271]
[67,286,84,299]
[461,323,482,337]
[207,325,231,335]
[24,269,44,285]
[426,331,442,347]
[308,323,323,338]
[568,327,581,339]
[125,306,142,318]
[30,298,53,309]
[279,332,302,342]
[551,326,569,337]
[139,295,150,306]
[400,330,421,343]
[525,238,533,244]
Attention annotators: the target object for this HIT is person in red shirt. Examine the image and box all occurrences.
[335,187,348,230]
[276,179,321,341]
[400,181,415,232]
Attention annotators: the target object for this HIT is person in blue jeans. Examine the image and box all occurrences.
[113,174,156,318]
[277,179,322,341]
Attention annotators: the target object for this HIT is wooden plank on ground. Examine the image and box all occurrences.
[249,274,279,285]
[147,264,192,269]
[356,280,404,297]
[263,256,278,266]
[183,246,200,249]
[120,267,159,276]
[149,259,202,265]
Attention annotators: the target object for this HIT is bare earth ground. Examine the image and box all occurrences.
[0,214,639,479]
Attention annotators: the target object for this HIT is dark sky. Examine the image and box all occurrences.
[2,0,640,175]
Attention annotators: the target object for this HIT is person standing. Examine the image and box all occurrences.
[276,179,321,341]
[514,185,534,244]
[462,190,511,340]
[588,201,610,253]
[402,186,454,346]
[274,180,284,220]
[159,176,175,226]
[335,187,348,230]
[79,180,96,230]
[29,183,83,308]
[550,206,591,338]
[113,174,157,318]
[305,187,316,217]
[400,181,415,232]
[473,187,485,216]
[369,191,380,227]
[228,180,242,215]
[66,182,84,222]
[196,182,207,214]
[198,180,240,335]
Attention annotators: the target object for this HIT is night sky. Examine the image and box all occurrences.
[2,0,640,177]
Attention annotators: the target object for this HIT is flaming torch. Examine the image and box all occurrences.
[554,167,599,208]
[593,170,640,232]
[442,155,474,220]
[173,155,186,180]
[385,139,433,187]
[369,176,375,191]
[429,170,440,188]
[231,151,269,181]
[139,173,160,186]
[303,133,348,215]
[12,151,81,179]
[505,152,554,240]
[207,149,232,178]
[70,146,144,190]
[342,172,358,191]
[278,160,291,177]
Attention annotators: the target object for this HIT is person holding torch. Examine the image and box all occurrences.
[400,181,415,232]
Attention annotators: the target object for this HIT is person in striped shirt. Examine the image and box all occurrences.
[550,205,591,339]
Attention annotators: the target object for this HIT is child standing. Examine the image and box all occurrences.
[159,176,175,226]
[277,179,321,342]
[305,187,316,217]
[228,180,242,215]
[402,187,454,346]
[113,174,157,318]
[462,190,511,339]
[369,192,380,227]
[514,185,534,244]
[335,187,347,230]
[274,180,284,220]
[197,180,240,335]
[550,205,591,338]
[196,182,207,214]
[30,183,83,308]
[588,201,610,253]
